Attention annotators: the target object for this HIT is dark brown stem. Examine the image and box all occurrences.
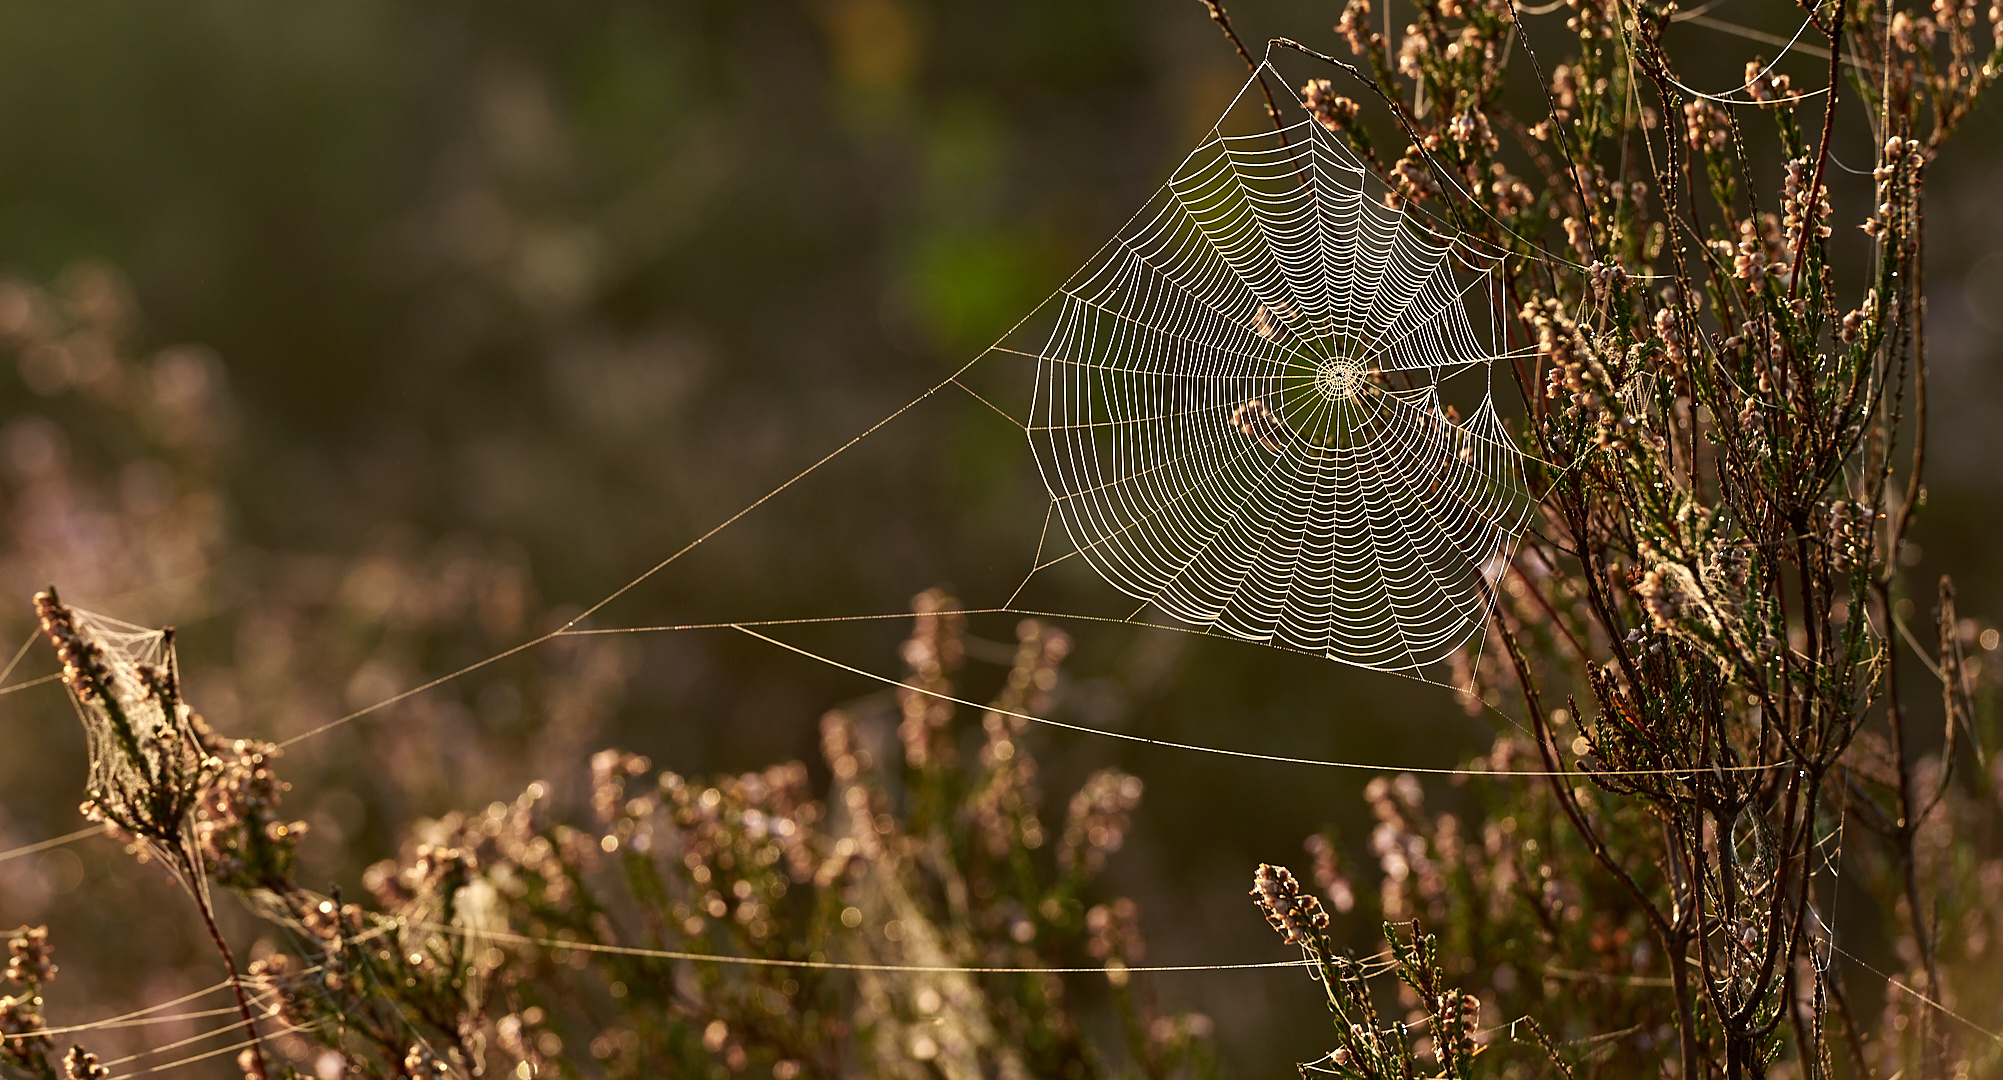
[1493,597,1698,1070]
[1198,0,1286,132]
[176,846,269,1080]
[1825,964,1876,1079]
[1789,16,1844,302]
[1894,168,1929,553]
[1875,575,1945,1077]
[1667,922,1706,1079]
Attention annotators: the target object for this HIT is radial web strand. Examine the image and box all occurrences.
[1017,67,1533,673]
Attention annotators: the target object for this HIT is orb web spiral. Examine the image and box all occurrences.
[1024,77,1533,673]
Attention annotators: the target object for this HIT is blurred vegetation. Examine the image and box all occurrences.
[0,0,2001,1077]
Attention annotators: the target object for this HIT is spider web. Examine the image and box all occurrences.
[1004,65,1534,674]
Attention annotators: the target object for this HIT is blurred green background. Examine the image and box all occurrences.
[0,1,1999,1075]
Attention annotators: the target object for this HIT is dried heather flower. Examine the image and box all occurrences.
[1782,157,1833,246]
[33,591,272,1078]
[34,588,217,851]
[4,926,55,988]
[1251,863,1329,945]
[195,739,307,890]
[63,1045,110,1080]
[0,991,53,1069]
[1335,0,1383,58]
[1302,79,1361,132]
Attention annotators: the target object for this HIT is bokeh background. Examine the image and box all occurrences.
[0,1,1998,1075]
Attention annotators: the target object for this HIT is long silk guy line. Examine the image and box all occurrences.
[0,977,241,1042]
[269,361,999,751]
[408,920,1329,976]
[122,1025,313,1078]
[0,825,104,865]
[1825,941,2003,1044]
[96,987,288,1070]
[0,627,37,685]
[562,610,1781,778]
[0,672,62,696]
[729,623,1778,779]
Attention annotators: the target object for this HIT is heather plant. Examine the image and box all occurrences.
[1216,0,2003,1073]
[15,589,1216,1079]
[4,0,2003,1077]
[0,923,108,1080]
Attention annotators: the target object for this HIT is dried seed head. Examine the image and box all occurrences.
[4,927,55,988]
[1250,863,1329,945]
[33,589,215,848]
[63,1045,111,1080]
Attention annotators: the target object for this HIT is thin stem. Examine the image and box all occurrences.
[1199,0,1285,132]
[176,846,269,1080]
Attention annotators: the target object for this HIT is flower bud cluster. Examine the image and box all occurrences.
[1782,157,1833,243]
[1086,897,1147,971]
[1823,500,1880,571]
[1743,60,1795,102]
[1683,99,1730,155]
[1391,149,1438,206]
[1250,863,1330,945]
[1589,260,1629,298]
[1863,137,1924,238]
[1336,0,1384,59]
[1,927,59,1072]
[1653,306,1687,371]
[1302,79,1361,133]
[33,592,112,704]
[1368,775,1452,921]
[965,619,1071,862]
[196,739,307,888]
[63,1046,110,1080]
[1526,298,1621,433]
[4,927,54,988]
[657,760,827,940]
[1305,832,1358,914]
[1715,216,1780,284]
[241,952,311,1033]
[1840,289,1878,343]
[0,992,53,1070]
